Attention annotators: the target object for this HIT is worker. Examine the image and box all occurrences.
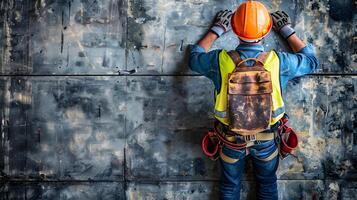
[188,1,319,200]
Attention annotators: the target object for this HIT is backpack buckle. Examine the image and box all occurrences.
[244,134,256,142]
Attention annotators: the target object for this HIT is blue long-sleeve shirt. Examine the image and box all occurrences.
[189,43,319,94]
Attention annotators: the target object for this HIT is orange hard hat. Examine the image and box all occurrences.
[231,1,273,42]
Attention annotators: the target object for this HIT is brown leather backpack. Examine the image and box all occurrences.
[227,51,273,135]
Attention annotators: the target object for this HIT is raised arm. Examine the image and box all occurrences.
[286,34,306,53]
[188,10,232,89]
[197,32,218,52]
[198,10,232,52]
[271,11,319,81]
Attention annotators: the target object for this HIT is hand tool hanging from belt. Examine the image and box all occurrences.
[277,116,299,158]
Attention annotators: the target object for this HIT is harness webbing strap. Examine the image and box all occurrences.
[219,148,240,164]
[256,148,279,161]
[213,121,275,151]
[214,121,247,150]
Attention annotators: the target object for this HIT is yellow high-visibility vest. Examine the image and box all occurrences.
[214,50,285,126]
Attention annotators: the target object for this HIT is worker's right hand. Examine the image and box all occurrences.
[271,11,296,39]
[210,10,232,37]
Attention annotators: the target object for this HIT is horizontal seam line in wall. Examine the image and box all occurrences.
[2,178,357,183]
[0,74,200,77]
[0,74,356,77]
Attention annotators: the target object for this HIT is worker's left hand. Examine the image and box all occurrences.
[210,10,233,37]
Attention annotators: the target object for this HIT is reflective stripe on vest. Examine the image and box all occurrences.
[214,50,285,126]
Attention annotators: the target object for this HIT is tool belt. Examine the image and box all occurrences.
[202,120,275,160]
[201,116,298,161]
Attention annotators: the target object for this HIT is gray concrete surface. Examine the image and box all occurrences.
[0,0,356,199]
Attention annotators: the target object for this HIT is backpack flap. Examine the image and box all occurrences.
[228,70,272,95]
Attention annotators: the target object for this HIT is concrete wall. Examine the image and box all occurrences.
[0,0,356,199]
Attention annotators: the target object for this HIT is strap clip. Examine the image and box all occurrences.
[244,134,256,142]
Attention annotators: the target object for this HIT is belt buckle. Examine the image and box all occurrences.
[244,134,256,142]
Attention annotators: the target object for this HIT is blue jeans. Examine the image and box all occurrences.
[219,139,279,200]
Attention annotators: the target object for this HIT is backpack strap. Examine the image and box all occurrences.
[237,58,264,68]
[227,51,242,66]
[228,51,268,67]
[257,52,268,64]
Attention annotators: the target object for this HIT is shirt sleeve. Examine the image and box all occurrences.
[188,44,222,90]
[277,44,319,81]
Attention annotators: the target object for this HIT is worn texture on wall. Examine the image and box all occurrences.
[0,0,356,199]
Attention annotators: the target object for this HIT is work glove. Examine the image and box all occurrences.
[271,11,296,39]
[210,10,232,37]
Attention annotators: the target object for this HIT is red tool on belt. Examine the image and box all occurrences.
[201,131,220,160]
[201,121,247,160]
[278,117,298,158]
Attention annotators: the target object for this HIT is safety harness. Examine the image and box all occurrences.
[202,116,298,161]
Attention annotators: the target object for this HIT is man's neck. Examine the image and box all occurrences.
[239,40,262,45]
